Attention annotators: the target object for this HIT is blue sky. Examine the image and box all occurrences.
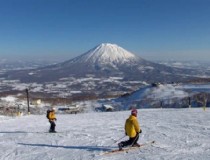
[0,0,210,62]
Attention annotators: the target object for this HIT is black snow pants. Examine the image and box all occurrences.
[121,134,139,147]
[49,120,56,132]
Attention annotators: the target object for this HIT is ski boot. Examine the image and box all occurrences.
[132,143,140,147]
[118,143,123,151]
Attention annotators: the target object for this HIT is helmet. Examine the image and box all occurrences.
[52,107,56,111]
[131,108,137,116]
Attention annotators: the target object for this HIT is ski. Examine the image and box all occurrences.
[101,140,155,155]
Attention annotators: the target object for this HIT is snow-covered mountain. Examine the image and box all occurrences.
[68,43,142,64]
[3,43,196,83]
[54,43,147,72]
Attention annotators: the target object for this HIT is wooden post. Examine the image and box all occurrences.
[17,104,20,116]
[188,97,191,108]
[25,88,30,115]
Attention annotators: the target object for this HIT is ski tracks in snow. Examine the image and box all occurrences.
[1,109,210,160]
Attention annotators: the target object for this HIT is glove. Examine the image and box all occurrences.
[54,118,57,121]
[136,130,142,135]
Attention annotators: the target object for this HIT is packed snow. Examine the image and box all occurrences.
[0,108,210,160]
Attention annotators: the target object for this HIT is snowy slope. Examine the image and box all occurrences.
[0,108,210,160]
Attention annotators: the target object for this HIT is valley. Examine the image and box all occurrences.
[0,44,210,115]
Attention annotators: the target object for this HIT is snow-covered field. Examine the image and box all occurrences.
[0,108,210,160]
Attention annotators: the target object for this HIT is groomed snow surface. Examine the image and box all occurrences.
[0,108,210,160]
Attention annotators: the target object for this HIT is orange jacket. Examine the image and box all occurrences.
[125,115,140,138]
[49,111,56,120]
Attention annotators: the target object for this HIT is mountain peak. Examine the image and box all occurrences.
[73,43,141,64]
[98,43,118,48]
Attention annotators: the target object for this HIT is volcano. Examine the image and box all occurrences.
[3,43,194,83]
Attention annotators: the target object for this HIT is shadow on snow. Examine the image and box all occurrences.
[0,131,64,133]
[0,131,29,134]
[17,143,113,152]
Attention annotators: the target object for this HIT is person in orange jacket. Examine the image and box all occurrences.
[48,107,57,133]
[118,108,142,150]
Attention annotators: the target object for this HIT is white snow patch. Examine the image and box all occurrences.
[1,96,17,102]
[148,84,189,99]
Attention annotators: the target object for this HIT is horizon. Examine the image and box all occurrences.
[1,42,210,64]
[0,0,210,62]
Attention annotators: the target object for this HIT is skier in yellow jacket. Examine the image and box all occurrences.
[118,108,142,150]
[48,107,57,133]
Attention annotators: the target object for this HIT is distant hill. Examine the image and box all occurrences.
[3,43,196,83]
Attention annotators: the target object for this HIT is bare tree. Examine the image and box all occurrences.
[195,92,209,110]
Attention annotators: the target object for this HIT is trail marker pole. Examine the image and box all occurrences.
[25,88,30,115]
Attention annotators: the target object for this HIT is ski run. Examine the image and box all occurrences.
[0,108,210,160]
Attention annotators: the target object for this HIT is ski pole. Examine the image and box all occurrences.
[129,133,140,148]
[109,135,127,146]
[115,135,127,143]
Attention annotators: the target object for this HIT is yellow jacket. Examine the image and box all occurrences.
[125,115,140,138]
[49,111,56,120]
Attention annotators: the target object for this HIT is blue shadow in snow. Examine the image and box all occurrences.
[17,143,114,152]
[0,131,63,134]
[0,131,28,134]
